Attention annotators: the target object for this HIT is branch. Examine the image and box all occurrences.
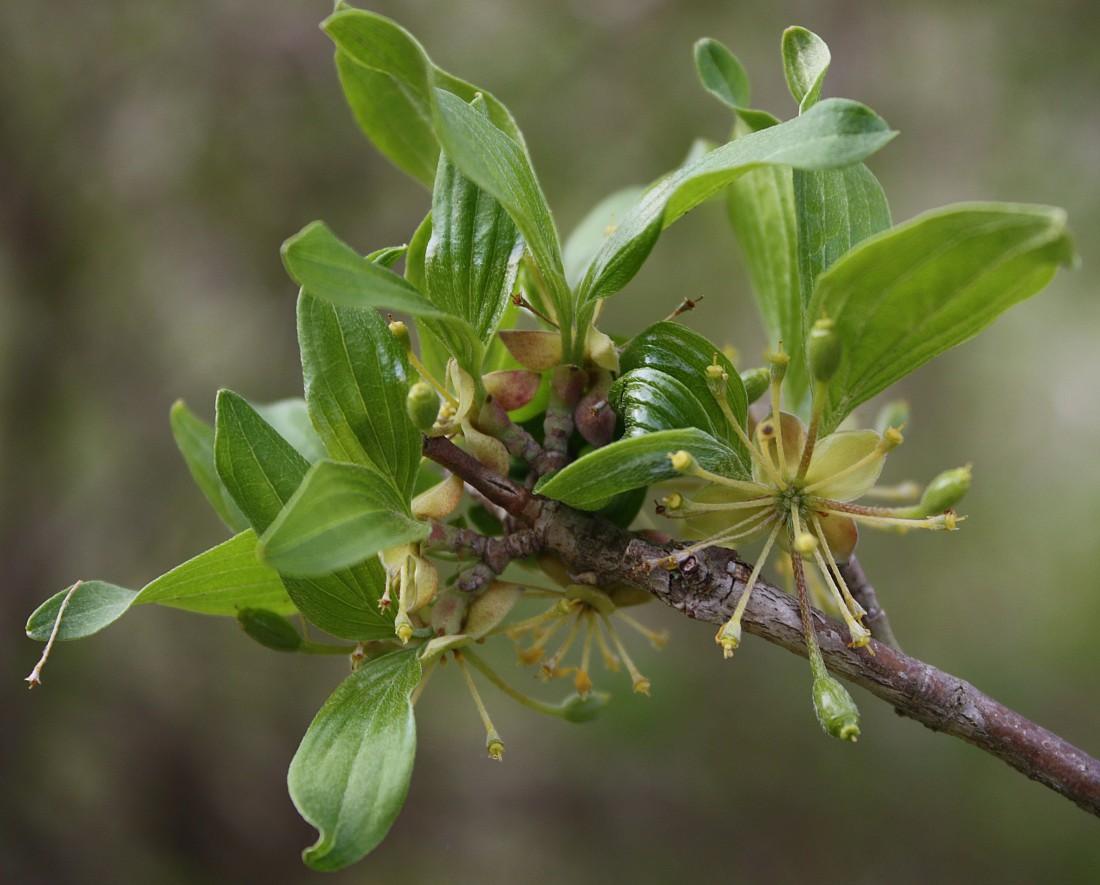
[423,434,1100,818]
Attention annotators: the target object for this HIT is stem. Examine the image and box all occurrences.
[423,420,1100,817]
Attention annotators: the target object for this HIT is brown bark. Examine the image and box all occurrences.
[423,433,1100,818]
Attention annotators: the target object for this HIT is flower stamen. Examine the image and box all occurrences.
[715,521,783,657]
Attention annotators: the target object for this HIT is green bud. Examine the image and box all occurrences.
[406,381,440,432]
[740,367,770,404]
[388,320,411,352]
[558,690,612,723]
[916,465,972,516]
[807,317,842,383]
[237,608,302,652]
[812,673,861,741]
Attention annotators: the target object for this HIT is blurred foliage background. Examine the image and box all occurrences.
[3,0,1099,882]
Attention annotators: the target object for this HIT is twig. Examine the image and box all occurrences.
[422,432,1100,817]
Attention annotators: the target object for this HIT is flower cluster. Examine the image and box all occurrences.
[657,320,970,738]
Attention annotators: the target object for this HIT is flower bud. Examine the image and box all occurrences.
[740,367,770,404]
[388,320,411,352]
[430,587,470,636]
[916,465,972,516]
[406,381,440,432]
[807,317,842,383]
[793,532,818,555]
[464,581,522,638]
[237,608,302,652]
[812,673,861,742]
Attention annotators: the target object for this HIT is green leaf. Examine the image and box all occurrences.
[26,581,138,642]
[563,186,647,287]
[424,122,525,352]
[619,321,748,459]
[283,221,463,322]
[254,399,328,464]
[238,608,304,652]
[135,530,295,615]
[726,164,802,385]
[431,89,574,351]
[535,428,741,510]
[785,163,892,408]
[324,7,523,187]
[577,98,896,304]
[693,38,779,131]
[796,164,891,301]
[782,27,831,112]
[170,400,250,532]
[297,293,421,498]
[260,461,429,577]
[810,203,1076,434]
[215,389,312,533]
[289,649,421,871]
[214,390,394,640]
[610,368,717,438]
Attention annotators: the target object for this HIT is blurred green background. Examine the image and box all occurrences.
[4,0,1099,882]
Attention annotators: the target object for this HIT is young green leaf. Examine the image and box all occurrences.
[726,165,803,391]
[782,27,831,112]
[810,203,1077,433]
[134,530,295,615]
[260,461,429,577]
[610,368,718,438]
[534,428,743,510]
[26,581,138,642]
[430,89,575,354]
[214,390,394,639]
[323,6,523,187]
[289,649,421,871]
[619,321,748,458]
[795,164,891,302]
[297,293,421,498]
[693,38,779,130]
[170,400,250,532]
[577,98,896,304]
[424,127,526,348]
[283,221,453,320]
[215,389,312,532]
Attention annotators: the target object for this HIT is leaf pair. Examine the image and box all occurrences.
[699,30,1076,429]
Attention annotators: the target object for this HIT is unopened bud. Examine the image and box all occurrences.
[388,320,411,352]
[740,367,770,404]
[464,581,522,638]
[793,532,818,555]
[486,731,505,761]
[812,673,861,742]
[237,608,302,652]
[406,381,440,432]
[916,465,972,516]
[807,317,842,383]
[430,587,470,636]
